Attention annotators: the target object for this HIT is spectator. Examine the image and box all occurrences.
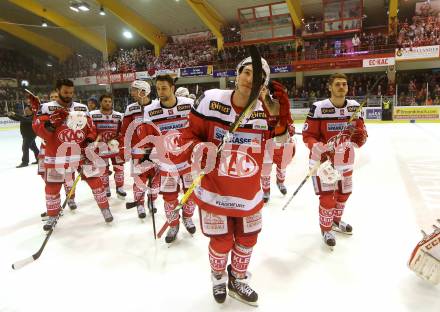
[352,33,360,51]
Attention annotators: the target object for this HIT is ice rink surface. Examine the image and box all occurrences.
[0,122,439,312]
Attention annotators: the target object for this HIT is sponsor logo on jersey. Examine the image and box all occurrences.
[321,107,336,114]
[340,109,345,115]
[327,122,347,131]
[148,108,164,117]
[158,119,188,132]
[209,101,231,115]
[303,123,309,131]
[48,105,58,112]
[96,124,118,129]
[91,114,103,119]
[347,106,359,113]
[218,149,259,179]
[129,105,140,112]
[177,104,191,112]
[168,109,174,115]
[74,106,87,112]
[252,124,268,130]
[214,127,261,145]
[112,114,122,119]
[57,129,86,143]
[249,111,266,120]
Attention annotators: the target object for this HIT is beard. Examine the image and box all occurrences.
[59,94,72,104]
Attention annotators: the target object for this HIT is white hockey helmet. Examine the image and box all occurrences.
[236,56,270,86]
[175,87,190,97]
[130,80,151,95]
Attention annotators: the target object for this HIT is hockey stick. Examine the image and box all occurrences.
[157,46,264,238]
[148,176,157,240]
[281,75,386,211]
[12,174,81,270]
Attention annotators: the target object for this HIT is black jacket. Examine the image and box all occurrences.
[8,113,36,138]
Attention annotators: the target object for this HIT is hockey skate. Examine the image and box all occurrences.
[182,217,196,234]
[276,182,287,195]
[67,199,77,210]
[165,224,179,243]
[322,231,336,250]
[332,221,353,235]
[137,205,146,219]
[116,187,126,200]
[101,208,113,223]
[263,191,270,203]
[43,216,58,231]
[227,265,258,306]
[211,272,227,304]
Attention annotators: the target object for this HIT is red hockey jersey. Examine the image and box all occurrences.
[90,109,123,143]
[33,101,96,169]
[181,89,276,217]
[141,96,194,173]
[302,98,367,172]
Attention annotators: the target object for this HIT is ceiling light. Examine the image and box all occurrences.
[42,20,48,27]
[99,6,106,16]
[69,4,79,12]
[47,63,53,67]
[123,31,133,39]
[78,3,90,12]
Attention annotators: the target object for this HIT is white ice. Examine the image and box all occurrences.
[1,123,439,312]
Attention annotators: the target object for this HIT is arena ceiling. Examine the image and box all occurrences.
[0,0,417,59]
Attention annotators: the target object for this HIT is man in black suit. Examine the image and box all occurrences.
[8,105,39,168]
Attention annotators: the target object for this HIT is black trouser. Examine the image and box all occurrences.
[22,136,39,164]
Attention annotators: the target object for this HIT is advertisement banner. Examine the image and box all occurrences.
[71,76,97,86]
[180,65,213,77]
[213,69,236,78]
[364,107,382,120]
[121,72,136,83]
[110,73,122,84]
[270,65,293,73]
[96,73,110,85]
[291,107,310,120]
[0,117,19,129]
[395,45,440,61]
[0,78,18,88]
[393,106,440,120]
[363,57,395,68]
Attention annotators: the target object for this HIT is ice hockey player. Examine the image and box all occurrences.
[90,94,125,198]
[260,108,296,202]
[180,55,291,306]
[33,79,113,231]
[302,73,368,248]
[37,90,77,211]
[120,80,159,218]
[139,75,196,243]
[175,86,190,98]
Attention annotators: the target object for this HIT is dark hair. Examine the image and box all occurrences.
[99,93,113,103]
[56,79,74,89]
[329,73,348,85]
[156,75,175,86]
[87,97,98,105]
[49,90,58,94]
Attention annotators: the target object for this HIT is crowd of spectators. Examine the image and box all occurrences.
[397,71,440,106]
[397,7,440,49]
